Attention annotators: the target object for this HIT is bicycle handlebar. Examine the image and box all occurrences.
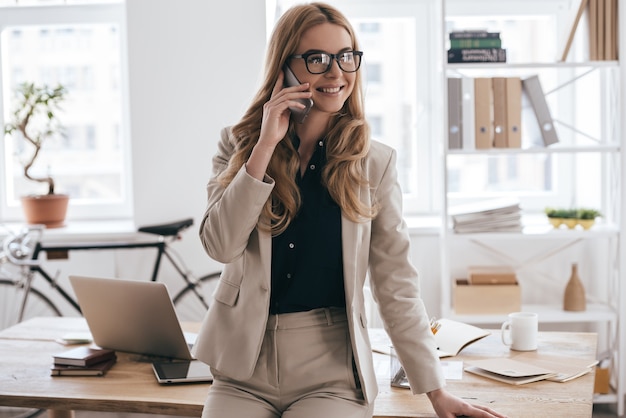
[2,225,45,267]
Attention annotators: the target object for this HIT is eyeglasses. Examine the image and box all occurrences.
[289,51,363,74]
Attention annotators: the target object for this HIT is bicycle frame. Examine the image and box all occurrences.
[2,219,219,326]
[30,239,171,314]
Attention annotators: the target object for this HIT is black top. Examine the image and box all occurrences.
[269,136,345,314]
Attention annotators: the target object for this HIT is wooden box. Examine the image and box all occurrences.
[454,279,521,315]
[594,366,610,394]
[467,265,517,285]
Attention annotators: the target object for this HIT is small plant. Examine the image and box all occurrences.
[4,82,67,195]
[544,207,577,218]
[544,206,602,230]
[561,208,579,219]
[577,208,602,220]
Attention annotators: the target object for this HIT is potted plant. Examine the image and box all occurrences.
[544,207,577,228]
[544,207,562,228]
[576,208,602,230]
[560,208,580,229]
[545,206,602,230]
[3,82,69,227]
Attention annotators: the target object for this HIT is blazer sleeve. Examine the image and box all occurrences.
[367,144,445,394]
[199,126,274,263]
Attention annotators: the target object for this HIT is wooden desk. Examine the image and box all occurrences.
[0,317,597,418]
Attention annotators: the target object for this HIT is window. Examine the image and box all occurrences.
[270,0,607,217]
[0,2,131,222]
[270,0,441,215]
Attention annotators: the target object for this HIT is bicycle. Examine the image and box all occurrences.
[0,218,221,330]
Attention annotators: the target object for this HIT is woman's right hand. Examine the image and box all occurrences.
[258,71,311,150]
[246,72,312,180]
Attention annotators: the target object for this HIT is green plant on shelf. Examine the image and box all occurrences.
[577,208,602,220]
[544,207,602,230]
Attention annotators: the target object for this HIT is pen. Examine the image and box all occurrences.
[430,317,441,335]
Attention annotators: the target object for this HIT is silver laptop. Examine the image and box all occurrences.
[69,275,197,359]
[69,275,212,384]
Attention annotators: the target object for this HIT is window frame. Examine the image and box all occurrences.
[0,2,133,222]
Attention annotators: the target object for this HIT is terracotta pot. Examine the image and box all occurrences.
[21,194,70,228]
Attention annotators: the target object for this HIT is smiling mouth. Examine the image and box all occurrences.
[318,86,342,94]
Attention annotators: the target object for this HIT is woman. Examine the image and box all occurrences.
[194,3,507,418]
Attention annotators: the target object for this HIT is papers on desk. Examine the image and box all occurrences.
[465,355,598,385]
[465,358,557,385]
[516,353,598,383]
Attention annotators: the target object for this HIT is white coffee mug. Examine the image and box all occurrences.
[501,312,538,351]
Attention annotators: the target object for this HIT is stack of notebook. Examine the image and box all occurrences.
[450,198,522,233]
[51,346,117,376]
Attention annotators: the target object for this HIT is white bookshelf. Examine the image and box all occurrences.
[438,0,625,414]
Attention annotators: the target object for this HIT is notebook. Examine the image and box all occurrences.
[69,275,213,383]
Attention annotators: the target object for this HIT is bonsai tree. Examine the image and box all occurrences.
[3,82,67,195]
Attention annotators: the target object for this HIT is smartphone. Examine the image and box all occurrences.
[283,65,313,123]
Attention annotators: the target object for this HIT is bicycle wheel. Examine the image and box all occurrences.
[0,279,62,330]
[172,271,221,322]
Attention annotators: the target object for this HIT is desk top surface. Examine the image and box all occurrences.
[0,317,597,418]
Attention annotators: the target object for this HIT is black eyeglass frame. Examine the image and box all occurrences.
[288,51,363,74]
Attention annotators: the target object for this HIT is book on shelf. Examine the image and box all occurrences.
[560,0,589,61]
[461,77,475,151]
[447,48,507,63]
[449,197,521,218]
[450,198,522,233]
[449,30,500,39]
[53,346,116,367]
[492,77,507,148]
[452,209,521,227]
[450,38,502,49]
[446,76,522,150]
[590,0,598,60]
[51,356,117,377]
[473,77,493,149]
[505,77,522,148]
[596,0,605,59]
[453,221,523,234]
[560,0,617,61]
[522,75,559,146]
[447,77,463,149]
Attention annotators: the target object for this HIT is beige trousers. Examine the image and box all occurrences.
[202,307,373,418]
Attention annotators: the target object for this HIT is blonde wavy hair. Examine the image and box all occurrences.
[219,2,377,235]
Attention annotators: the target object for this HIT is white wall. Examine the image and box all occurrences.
[125,0,267,277]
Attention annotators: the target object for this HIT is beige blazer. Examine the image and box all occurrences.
[194,127,444,403]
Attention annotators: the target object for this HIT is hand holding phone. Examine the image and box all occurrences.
[283,65,313,123]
